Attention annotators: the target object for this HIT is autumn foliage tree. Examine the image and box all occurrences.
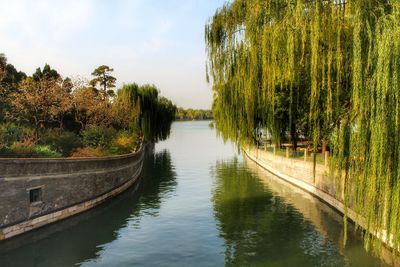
[72,86,113,128]
[9,75,71,139]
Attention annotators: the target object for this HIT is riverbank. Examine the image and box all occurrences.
[0,142,147,241]
[243,145,398,265]
[243,146,345,215]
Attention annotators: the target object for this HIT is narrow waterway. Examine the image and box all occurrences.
[0,121,388,266]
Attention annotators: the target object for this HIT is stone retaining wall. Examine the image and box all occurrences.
[243,147,348,215]
[245,147,338,197]
[243,146,394,250]
[0,147,145,240]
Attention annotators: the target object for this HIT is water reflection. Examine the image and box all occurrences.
[0,149,177,267]
[135,149,178,215]
[0,121,390,267]
[212,157,387,267]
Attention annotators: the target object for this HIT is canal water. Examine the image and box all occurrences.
[0,121,388,266]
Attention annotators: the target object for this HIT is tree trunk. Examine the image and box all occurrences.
[290,123,297,151]
[59,115,64,130]
[322,139,327,155]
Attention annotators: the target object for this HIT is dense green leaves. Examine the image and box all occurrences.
[0,54,26,122]
[113,83,176,142]
[206,0,400,252]
[89,65,116,93]
[175,108,213,120]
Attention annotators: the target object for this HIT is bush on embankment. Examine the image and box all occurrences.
[0,57,176,158]
[0,124,139,158]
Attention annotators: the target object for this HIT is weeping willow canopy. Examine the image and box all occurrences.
[206,0,400,252]
[114,84,176,142]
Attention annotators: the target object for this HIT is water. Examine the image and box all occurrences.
[0,121,388,266]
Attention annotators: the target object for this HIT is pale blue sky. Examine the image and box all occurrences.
[0,0,226,109]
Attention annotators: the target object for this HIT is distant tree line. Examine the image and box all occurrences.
[0,53,176,158]
[175,108,213,121]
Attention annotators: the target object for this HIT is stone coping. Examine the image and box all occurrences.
[0,151,139,162]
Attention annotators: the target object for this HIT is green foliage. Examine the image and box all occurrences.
[81,125,117,149]
[151,96,176,142]
[32,145,63,158]
[113,83,176,142]
[175,107,213,120]
[107,131,138,155]
[137,84,160,140]
[42,129,82,156]
[0,54,26,122]
[90,65,116,92]
[0,143,62,158]
[206,0,400,252]
[0,123,34,146]
[0,54,177,158]
[32,64,60,82]
[112,83,141,130]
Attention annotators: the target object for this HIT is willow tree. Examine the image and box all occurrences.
[206,0,400,252]
[137,85,176,142]
[112,83,141,131]
[112,83,176,142]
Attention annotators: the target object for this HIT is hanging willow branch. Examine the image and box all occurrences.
[206,0,400,253]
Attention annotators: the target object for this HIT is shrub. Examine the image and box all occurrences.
[0,123,34,146]
[107,131,137,155]
[33,145,63,158]
[70,147,105,157]
[42,129,82,156]
[2,139,62,158]
[0,147,16,157]
[81,126,117,149]
[9,138,36,157]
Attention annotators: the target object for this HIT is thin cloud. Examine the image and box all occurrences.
[0,0,226,109]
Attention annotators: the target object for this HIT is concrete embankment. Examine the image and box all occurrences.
[243,146,399,265]
[243,147,349,218]
[0,145,146,240]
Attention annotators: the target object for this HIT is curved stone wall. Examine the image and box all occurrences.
[0,147,145,240]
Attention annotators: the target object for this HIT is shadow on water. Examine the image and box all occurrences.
[211,157,388,267]
[0,149,177,267]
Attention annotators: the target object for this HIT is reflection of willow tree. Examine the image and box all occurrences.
[135,149,177,214]
[0,150,177,266]
[212,159,345,266]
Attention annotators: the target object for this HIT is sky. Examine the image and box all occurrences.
[0,0,226,109]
